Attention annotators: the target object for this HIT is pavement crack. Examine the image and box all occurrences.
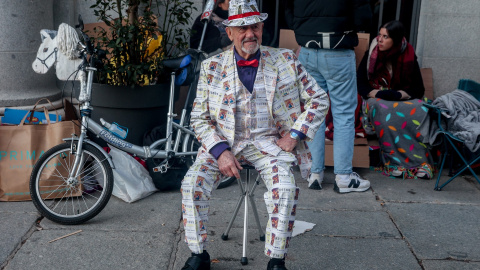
[1,216,42,270]
[167,214,184,270]
[384,208,425,270]
[383,200,480,206]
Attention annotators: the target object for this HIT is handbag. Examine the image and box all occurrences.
[0,98,80,201]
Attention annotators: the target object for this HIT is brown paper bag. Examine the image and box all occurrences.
[0,99,80,201]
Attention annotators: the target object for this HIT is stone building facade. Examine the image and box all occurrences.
[0,0,478,108]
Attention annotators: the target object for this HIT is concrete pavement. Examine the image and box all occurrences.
[1,167,480,270]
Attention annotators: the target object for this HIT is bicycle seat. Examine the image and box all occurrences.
[186,48,207,73]
[163,54,191,70]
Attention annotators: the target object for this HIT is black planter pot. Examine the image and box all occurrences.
[90,83,176,147]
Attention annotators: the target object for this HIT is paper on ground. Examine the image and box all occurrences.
[292,220,316,237]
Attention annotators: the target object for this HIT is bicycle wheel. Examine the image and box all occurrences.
[30,142,113,225]
[184,134,235,189]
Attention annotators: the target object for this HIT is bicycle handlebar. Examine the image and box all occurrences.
[73,14,107,71]
[76,15,94,55]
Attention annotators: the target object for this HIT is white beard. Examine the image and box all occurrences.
[241,39,259,55]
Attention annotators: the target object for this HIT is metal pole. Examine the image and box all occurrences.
[396,0,402,20]
[410,0,421,49]
[198,21,208,51]
[242,171,249,264]
[378,0,385,31]
[165,72,176,151]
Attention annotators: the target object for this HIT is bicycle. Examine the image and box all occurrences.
[29,16,235,225]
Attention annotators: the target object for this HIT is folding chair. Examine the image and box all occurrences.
[221,165,265,265]
[423,92,480,191]
[458,79,480,101]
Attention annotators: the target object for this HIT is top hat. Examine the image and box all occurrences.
[222,0,268,27]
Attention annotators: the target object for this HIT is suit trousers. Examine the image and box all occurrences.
[181,144,299,259]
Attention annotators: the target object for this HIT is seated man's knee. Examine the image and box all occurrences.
[181,167,213,202]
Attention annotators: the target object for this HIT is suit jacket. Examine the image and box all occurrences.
[191,46,329,178]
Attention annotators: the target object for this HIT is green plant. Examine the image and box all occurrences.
[90,0,196,86]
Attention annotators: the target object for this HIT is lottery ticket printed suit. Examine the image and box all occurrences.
[181,44,329,263]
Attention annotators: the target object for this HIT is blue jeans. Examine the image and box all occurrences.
[299,47,357,175]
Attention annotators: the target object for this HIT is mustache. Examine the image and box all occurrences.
[242,37,258,44]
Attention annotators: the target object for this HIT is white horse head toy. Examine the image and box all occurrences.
[32,23,84,81]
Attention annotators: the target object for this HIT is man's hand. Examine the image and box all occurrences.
[277,136,298,152]
[218,150,243,179]
[398,90,411,100]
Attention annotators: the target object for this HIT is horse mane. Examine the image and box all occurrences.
[57,23,80,60]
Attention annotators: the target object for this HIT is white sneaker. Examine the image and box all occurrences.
[416,163,433,179]
[334,172,370,193]
[391,169,403,177]
[307,172,323,190]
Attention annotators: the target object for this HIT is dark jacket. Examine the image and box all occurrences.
[285,0,372,50]
[190,7,231,53]
[357,51,425,100]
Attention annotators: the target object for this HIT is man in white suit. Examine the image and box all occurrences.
[180,1,329,269]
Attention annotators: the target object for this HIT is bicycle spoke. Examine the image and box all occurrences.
[41,182,69,201]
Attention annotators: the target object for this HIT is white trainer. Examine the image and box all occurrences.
[307,172,323,190]
[334,172,370,193]
[391,169,403,177]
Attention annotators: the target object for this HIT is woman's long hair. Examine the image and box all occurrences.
[369,20,415,91]
[381,20,405,46]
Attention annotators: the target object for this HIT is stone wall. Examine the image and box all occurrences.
[0,0,203,109]
[416,0,480,98]
[0,0,60,107]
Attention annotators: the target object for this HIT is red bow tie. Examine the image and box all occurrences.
[237,59,259,67]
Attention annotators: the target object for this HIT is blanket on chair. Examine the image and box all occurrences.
[419,90,480,152]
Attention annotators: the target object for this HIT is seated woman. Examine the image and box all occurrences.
[190,0,232,54]
[357,20,434,179]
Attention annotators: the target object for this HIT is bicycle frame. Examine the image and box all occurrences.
[68,46,198,179]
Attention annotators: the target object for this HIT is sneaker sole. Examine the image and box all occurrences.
[308,181,322,190]
[333,183,370,194]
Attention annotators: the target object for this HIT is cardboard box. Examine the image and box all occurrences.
[355,33,370,69]
[279,29,300,53]
[325,138,370,168]
[420,68,434,100]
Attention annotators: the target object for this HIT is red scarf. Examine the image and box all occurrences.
[368,37,415,91]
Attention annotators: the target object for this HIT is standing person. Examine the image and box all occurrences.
[180,1,329,269]
[357,20,434,179]
[190,0,232,54]
[285,0,372,193]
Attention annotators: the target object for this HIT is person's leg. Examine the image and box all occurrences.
[299,47,328,189]
[241,146,298,266]
[305,124,326,189]
[319,49,370,193]
[320,49,356,174]
[181,150,222,269]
